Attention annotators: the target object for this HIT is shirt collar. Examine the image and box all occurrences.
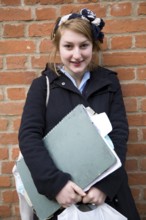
[60,67,90,93]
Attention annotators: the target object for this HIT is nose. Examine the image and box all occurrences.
[72,47,82,59]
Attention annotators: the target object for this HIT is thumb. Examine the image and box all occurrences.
[82,195,89,204]
[71,182,86,197]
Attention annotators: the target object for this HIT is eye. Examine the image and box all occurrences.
[64,44,73,49]
[80,43,89,49]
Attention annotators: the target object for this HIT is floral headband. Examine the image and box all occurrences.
[52,8,105,43]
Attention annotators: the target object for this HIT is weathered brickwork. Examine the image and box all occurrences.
[0,1,146,219]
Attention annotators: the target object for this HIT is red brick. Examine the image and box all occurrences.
[29,23,53,37]
[77,0,98,3]
[6,56,27,70]
[128,114,146,126]
[31,55,50,68]
[130,187,141,201]
[0,8,32,21]
[0,71,36,85]
[0,205,11,217]
[143,128,146,140]
[2,161,15,174]
[14,204,21,217]
[0,2,145,220]
[144,188,146,200]
[128,128,139,142]
[138,2,146,15]
[104,18,146,34]
[135,35,146,48]
[0,133,18,145]
[127,144,146,156]
[137,202,146,215]
[53,4,73,15]
[111,36,132,49]
[122,84,146,97]
[1,0,20,5]
[124,98,138,112]
[2,190,18,203]
[60,4,106,17]
[90,4,107,17]
[140,158,146,171]
[39,39,53,53]
[110,2,132,16]
[125,159,138,171]
[0,88,4,101]
[141,99,146,112]
[0,103,23,116]
[36,7,56,20]
[137,68,146,80]
[7,88,26,100]
[11,147,20,160]
[128,173,146,185]
[116,68,135,81]
[40,0,73,4]
[12,118,21,131]
[0,56,3,69]
[0,40,35,54]
[24,0,40,4]
[3,24,25,38]
[0,148,8,160]
[100,37,108,51]
[0,176,11,187]
[103,52,146,66]
[0,118,8,131]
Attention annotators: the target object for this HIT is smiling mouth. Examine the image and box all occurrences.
[71,60,84,65]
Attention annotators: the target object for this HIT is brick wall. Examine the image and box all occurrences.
[0,0,146,219]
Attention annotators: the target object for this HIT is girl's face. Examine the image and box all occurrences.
[59,29,93,79]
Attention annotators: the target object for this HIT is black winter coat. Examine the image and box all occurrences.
[19,66,140,220]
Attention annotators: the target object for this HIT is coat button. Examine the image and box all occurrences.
[115,198,118,203]
[61,82,65,86]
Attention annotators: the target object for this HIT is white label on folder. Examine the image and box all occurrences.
[86,109,112,137]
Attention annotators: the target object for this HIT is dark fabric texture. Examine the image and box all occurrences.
[19,66,140,220]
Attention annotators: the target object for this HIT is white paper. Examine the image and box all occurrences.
[84,107,121,191]
[86,107,112,137]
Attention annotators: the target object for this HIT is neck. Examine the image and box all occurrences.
[63,67,85,87]
[73,75,83,88]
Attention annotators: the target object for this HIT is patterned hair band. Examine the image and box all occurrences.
[52,8,105,43]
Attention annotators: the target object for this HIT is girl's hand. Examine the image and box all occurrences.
[56,180,86,208]
[82,187,106,205]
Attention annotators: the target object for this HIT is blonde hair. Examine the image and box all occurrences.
[49,18,101,74]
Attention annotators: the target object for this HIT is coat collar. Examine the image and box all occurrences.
[42,65,116,98]
[43,67,81,94]
[86,66,114,97]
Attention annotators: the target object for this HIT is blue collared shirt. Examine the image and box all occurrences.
[60,67,90,93]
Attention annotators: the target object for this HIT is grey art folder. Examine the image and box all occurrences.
[17,104,117,220]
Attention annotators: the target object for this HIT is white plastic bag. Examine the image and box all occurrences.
[12,153,33,220]
[12,76,50,220]
[58,203,127,220]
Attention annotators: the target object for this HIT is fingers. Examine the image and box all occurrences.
[55,181,86,208]
[82,187,106,205]
[58,193,82,208]
[56,182,106,208]
[76,194,82,203]
[71,182,86,197]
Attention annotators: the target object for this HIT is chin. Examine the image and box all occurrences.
[72,69,85,75]
[71,66,87,73]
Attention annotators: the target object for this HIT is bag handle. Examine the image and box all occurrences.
[46,76,50,107]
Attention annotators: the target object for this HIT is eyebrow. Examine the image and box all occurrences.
[63,40,90,44]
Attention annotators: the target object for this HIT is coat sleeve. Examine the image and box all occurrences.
[18,75,71,200]
[94,73,129,200]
